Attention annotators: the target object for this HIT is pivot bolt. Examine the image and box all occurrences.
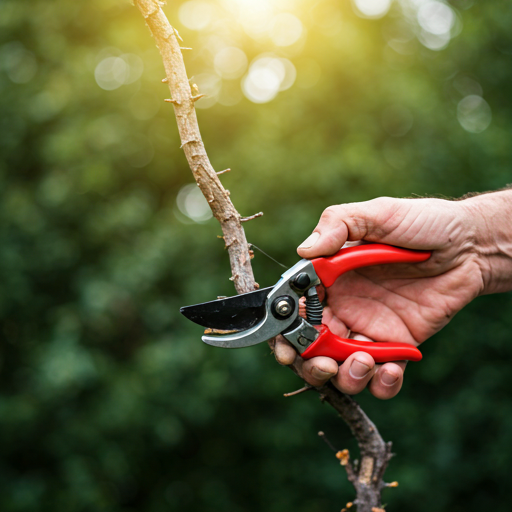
[271,296,295,320]
[276,300,292,316]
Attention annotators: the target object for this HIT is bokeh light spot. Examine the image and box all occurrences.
[353,0,391,19]
[269,13,303,47]
[179,1,214,30]
[242,55,296,104]
[176,184,213,223]
[214,47,248,79]
[418,2,455,35]
[94,54,143,91]
[457,95,492,133]
[453,75,482,97]
[2,42,38,84]
[95,57,127,91]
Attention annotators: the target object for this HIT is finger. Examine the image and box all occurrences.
[368,362,406,400]
[321,306,349,337]
[297,197,423,259]
[332,351,376,395]
[302,356,339,387]
[274,335,297,366]
[297,205,350,258]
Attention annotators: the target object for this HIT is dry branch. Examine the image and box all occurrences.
[133,1,395,510]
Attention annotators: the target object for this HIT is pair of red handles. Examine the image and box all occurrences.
[300,244,431,363]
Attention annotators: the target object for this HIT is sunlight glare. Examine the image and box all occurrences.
[270,13,304,47]
[179,1,214,31]
[353,0,392,19]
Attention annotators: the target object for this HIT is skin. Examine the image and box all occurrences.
[274,190,512,399]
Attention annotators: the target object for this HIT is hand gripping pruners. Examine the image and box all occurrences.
[180,244,431,363]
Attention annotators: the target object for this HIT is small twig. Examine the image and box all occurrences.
[283,385,313,397]
[192,94,207,102]
[318,431,338,453]
[241,212,264,222]
[217,168,231,175]
[180,47,193,50]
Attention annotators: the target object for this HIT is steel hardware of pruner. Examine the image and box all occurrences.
[180,243,431,363]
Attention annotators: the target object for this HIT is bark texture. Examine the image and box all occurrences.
[134,1,395,509]
[135,0,255,294]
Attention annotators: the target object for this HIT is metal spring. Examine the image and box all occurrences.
[305,288,323,325]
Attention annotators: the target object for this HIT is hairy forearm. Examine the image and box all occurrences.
[463,189,512,295]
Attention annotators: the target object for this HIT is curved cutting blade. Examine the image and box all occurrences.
[180,287,273,331]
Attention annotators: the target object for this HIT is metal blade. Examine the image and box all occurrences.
[180,287,273,331]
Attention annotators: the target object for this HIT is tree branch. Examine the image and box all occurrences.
[134,0,255,295]
[134,2,395,510]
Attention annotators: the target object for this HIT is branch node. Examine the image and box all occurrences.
[192,94,207,102]
[174,27,183,41]
[162,77,169,83]
[217,168,231,175]
[164,98,180,105]
[336,449,350,466]
[241,212,264,223]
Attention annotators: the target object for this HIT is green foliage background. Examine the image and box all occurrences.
[0,0,511,510]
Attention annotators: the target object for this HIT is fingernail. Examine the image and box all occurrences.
[349,360,371,379]
[381,371,399,386]
[299,232,320,249]
[311,367,335,380]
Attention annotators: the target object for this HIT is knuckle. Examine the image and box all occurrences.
[320,205,342,222]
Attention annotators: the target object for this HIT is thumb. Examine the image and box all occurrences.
[297,197,399,258]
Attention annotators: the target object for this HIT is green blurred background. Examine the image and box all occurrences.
[1,0,511,510]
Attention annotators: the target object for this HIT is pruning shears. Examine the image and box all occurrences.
[180,244,431,363]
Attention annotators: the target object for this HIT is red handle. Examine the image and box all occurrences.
[311,244,431,288]
[301,325,422,363]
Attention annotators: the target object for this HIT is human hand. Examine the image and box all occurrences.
[275,191,512,399]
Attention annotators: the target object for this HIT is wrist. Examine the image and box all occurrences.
[461,189,512,295]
